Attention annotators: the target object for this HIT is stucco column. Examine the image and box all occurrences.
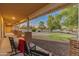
[0,17,2,39]
[0,16,4,39]
[24,17,32,42]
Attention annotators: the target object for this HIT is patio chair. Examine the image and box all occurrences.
[9,37,20,56]
[24,42,49,56]
[9,37,49,56]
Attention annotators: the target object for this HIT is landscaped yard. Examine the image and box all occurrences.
[48,33,75,41]
[32,32,76,42]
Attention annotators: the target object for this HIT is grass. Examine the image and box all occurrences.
[48,33,74,41]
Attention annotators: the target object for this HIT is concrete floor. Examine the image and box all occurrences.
[0,38,12,56]
[0,38,49,56]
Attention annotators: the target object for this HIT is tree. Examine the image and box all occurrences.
[47,15,61,32]
[60,5,78,31]
[47,15,54,32]
[54,15,62,29]
[47,4,78,32]
[38,21,46,31]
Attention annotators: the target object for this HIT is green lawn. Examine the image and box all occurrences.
[48,33,74,41]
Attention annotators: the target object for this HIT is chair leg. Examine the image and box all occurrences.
[23,53,26,56]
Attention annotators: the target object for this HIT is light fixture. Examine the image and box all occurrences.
[12,17,16,20]
[7,23,12,25]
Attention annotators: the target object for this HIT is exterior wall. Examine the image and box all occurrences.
[5,26,13,33]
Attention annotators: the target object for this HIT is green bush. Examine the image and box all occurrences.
[32,28,37,32]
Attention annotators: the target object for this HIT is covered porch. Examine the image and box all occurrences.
[0,3,78,56]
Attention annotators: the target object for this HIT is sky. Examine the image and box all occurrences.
[20,10,61,26]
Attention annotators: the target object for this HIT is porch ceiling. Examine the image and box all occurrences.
[0,3,72,26]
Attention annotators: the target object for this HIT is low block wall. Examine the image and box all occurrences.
[70,40,79,56]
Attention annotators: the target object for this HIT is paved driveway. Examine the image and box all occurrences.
[31,38,69,56]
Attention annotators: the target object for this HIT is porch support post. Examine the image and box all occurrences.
[77,4,79,39]
[27,17,30,32]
